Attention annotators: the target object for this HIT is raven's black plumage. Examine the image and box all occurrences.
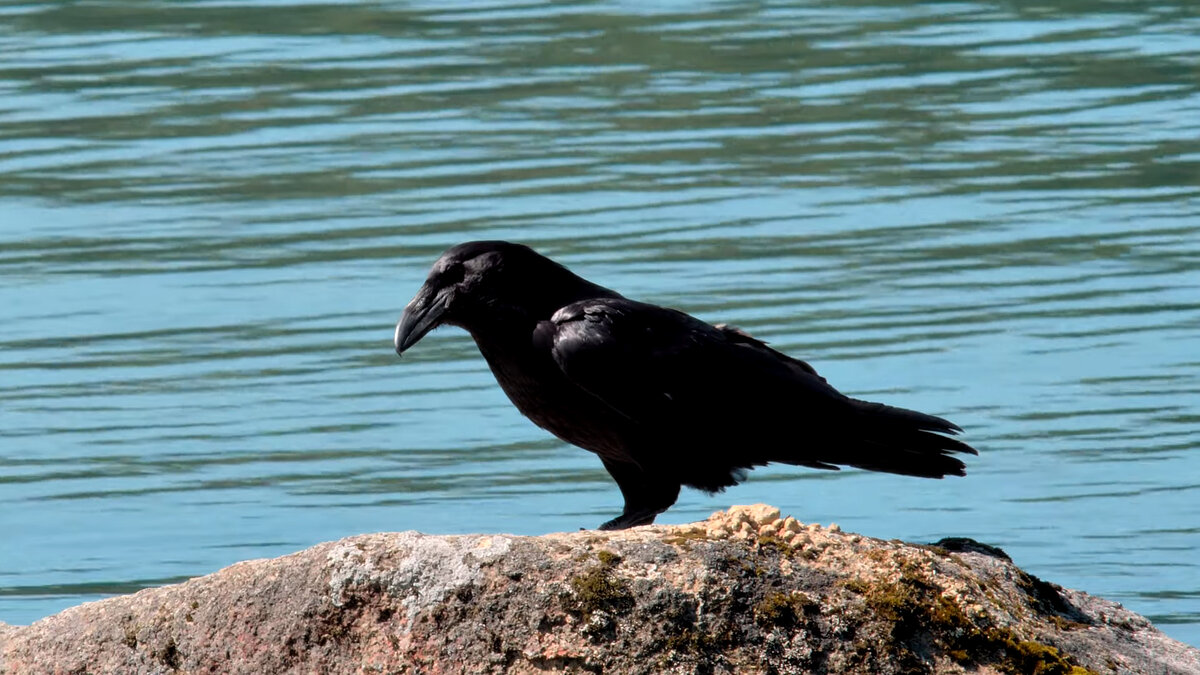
[395,241,976,530]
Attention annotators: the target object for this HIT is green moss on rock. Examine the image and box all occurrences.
[755,591,815,628]
[567,551,632,620]
[841,565,1097,675]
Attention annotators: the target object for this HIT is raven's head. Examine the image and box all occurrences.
[394,241,611,355]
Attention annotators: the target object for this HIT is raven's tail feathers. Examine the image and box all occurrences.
[804,399,977,479]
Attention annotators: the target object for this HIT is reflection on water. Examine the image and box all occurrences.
[2,0,1198,646]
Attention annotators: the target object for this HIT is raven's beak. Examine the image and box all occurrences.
[394,286,449,356]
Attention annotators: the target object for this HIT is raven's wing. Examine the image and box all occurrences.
[538,298,972,488]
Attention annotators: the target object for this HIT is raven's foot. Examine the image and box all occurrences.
[597,509,660,531]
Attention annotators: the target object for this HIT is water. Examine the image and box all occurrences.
[2,0,1198,647]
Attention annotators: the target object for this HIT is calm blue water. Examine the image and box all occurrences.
[1,0,1198,646]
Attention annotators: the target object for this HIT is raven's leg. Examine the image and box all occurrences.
[596,458,680,530]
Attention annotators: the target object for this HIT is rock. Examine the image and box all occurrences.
[1,504,1197,674]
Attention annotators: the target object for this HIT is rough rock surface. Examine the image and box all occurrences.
[2,504,1197,674]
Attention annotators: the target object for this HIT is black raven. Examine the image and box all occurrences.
[394,241,976,530]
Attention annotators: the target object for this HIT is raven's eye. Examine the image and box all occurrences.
[438,263,465,286]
